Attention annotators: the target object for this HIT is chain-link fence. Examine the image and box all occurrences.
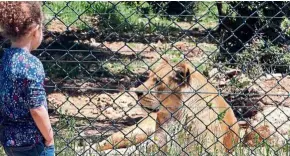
[1,1,290,155]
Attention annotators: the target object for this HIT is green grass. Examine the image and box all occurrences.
[103,59,148,75]
[98,131,290,156]
[42,2,222,33]
[43,1,99,29]
[51,108,80,156]
[193,2,219,30]
[103,62,126,75]
[1,127,289,156]
[0,105,289,156]
[281,16,290,36]
[42,1,176,33]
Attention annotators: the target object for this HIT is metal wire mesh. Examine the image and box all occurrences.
[1,1,290,155]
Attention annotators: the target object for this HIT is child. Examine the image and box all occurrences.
[0,2,54,156]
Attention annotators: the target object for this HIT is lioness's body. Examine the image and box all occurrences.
[98,59,239,154]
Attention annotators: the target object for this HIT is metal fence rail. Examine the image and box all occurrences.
[1,1,290,156]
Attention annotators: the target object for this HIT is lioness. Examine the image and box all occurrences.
[98,59,240,154]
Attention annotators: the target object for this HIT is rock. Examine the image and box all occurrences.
[103,107,124,120]
[265,73,283,80]
[104,107,115,114]
[238,120,250,129]
[243,106,290,147]
[218,78,227,87]
[97,115,107,121]
[174,42,187,51]
[258,76,267,81]
[225,69,241,78]
[248,86,262,95]
[100,146,139,155]
[225,86,262,118]
[208,68,219,78]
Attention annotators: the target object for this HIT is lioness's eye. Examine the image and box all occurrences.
[155,79,161,86]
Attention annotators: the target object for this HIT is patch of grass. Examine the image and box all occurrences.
[130,129,290,156]
[102,59,148,75]
[41,1,223,33]
[197,42,218,54]
[101,2,177,33]
[103,62,126,75]
[54,112,77,156]
[193,2,219,30]
[229,77,251,89]
[43,1,101,29]
[126,61,148,74]
[189,60,212,77]
[43,1,176,33]
[281,16,290,36]
[235,38,290,77]
[164,50,184,63]
[53,109,97,155]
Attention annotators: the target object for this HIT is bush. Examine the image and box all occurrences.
[43,1,97,29]
[217,2,289,63]
[236,37,290,77]
[43,2,176,33]
[99,2,178,33]
[281,17,290,37]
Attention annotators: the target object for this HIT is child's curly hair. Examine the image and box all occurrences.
[0,2,43,41]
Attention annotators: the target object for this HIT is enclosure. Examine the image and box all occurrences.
[1,1,290,155]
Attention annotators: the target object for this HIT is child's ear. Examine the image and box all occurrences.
[29,24,40,37]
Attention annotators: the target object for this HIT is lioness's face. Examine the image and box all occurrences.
[135,60,192,112]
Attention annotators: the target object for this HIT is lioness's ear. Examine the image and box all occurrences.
[174,64,191,85]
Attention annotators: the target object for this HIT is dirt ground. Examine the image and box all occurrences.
[43,23,290,149]
[256,76,290,107]
[46,74,290,155]
[38,13,290,154]
[48,91,144,121]
[48,74,290,120]
[46,40,290,142]
[45,40,212,141]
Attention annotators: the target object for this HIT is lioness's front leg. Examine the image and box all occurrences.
[97,113,157,151]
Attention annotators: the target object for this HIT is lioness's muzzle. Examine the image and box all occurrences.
[139,104,160,112]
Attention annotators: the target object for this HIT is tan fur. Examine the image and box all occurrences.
[243,125,271,147]
[97,113,157,151]
[98,59,240,154]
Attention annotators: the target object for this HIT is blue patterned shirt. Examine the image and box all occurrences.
[0,48,47,147]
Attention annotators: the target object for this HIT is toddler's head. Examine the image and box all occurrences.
[0,2,43,51]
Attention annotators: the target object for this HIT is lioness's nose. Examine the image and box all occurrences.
[131,87,144,98]
[135,91,143,98]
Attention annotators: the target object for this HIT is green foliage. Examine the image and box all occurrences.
[194,2,219,29]
[54,113,77,156]
[229,77,251,89]
[102,2,176,33]
[43,1,98,29]
[218,109,227,121]
[217,2,289,64]
[236,38,290,76]
[281,17,290,36]
[43,2,175,33]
